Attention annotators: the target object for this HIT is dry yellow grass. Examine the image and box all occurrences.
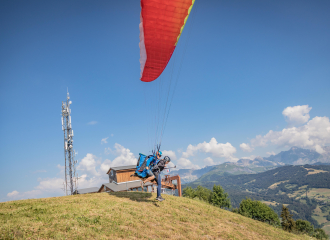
[268,180,289,190]
[304,168,328,175]
[262,201,279,206]
[0,192,315,239]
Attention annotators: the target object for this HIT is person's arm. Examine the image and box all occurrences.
[157,160,167,171]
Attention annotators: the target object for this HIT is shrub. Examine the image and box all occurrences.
[295,219,314,235]
[238,198,280,226]
[231,208,239,214]
[313,228,329,240]
[210,184,231,209]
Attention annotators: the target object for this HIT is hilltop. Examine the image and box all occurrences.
[0,192,313,239]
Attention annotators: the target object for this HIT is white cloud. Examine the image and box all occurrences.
[182,137,237,161]
[266,151,275,156]
[242,106,330,154]
[7,190,19,197]
[176,158,200,169]
[240,155,258,160]
[35,177,64,191]
[57,164,65,175]
[101,137,108,144]
[100,159,112,173]
[110,143,137,167]
[76,174,105,189]
[203,157,215,166]
[240,143,254,152]
[282,105,312,127]
[104,143,138,166]
[77,153,100,176]
[6,177,65,201]
[162,150,177,160]
[104,147,112,155]
[88,121,98,125]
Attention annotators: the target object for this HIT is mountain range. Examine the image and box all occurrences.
[170,146,330,183]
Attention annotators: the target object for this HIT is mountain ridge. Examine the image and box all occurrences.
[170,146,330,183]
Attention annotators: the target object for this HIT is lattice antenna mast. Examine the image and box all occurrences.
[61,91,78,195]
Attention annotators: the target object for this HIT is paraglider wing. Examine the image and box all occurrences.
[139,0,195,82]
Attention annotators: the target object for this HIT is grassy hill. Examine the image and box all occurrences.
[0,192,314,239]
[185,164,330,235]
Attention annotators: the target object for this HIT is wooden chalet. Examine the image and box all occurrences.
[107,165,140,183]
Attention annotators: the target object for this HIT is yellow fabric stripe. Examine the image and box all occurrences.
[175,0,195,46]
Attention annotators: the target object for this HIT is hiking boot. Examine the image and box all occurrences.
[159,196,165,200]
[156,197,164,202]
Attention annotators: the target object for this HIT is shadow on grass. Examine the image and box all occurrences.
[107,192,160,206]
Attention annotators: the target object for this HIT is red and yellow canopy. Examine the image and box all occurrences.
[139,0,195,82]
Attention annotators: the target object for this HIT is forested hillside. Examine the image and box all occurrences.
[185,164,330,234]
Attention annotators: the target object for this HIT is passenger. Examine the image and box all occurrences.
[144,154,171,201]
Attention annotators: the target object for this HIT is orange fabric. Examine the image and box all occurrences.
[140,0,193,82]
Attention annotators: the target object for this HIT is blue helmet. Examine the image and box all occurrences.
[158,151,162,156]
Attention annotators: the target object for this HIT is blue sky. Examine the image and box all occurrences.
[1,0,330,201]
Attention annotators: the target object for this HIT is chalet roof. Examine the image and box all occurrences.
[106,165,137,174]
[75,187,99,194]
[99,181,153,192]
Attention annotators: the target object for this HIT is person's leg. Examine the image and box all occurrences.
[157,173,161,199]
[143,170,155,184]
[143,175,155,184]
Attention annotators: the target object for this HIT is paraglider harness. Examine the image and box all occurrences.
[131,144,162,179]
[132,153,158,178]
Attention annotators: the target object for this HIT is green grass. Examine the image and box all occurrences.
[0,192,316,239]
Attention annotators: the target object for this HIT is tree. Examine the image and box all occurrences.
[210,184,231,209]
[182,186,212,202]
[313,228,328,240]
[195,185,212,202]
[238,198,280,226]
[182,187,196,199]
[280,205,296,232]
[295,219,314,235]
[326,214,330,221]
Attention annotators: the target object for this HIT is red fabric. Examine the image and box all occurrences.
[140,0,192,82]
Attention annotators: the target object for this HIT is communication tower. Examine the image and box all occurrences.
[61,91,78,195]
